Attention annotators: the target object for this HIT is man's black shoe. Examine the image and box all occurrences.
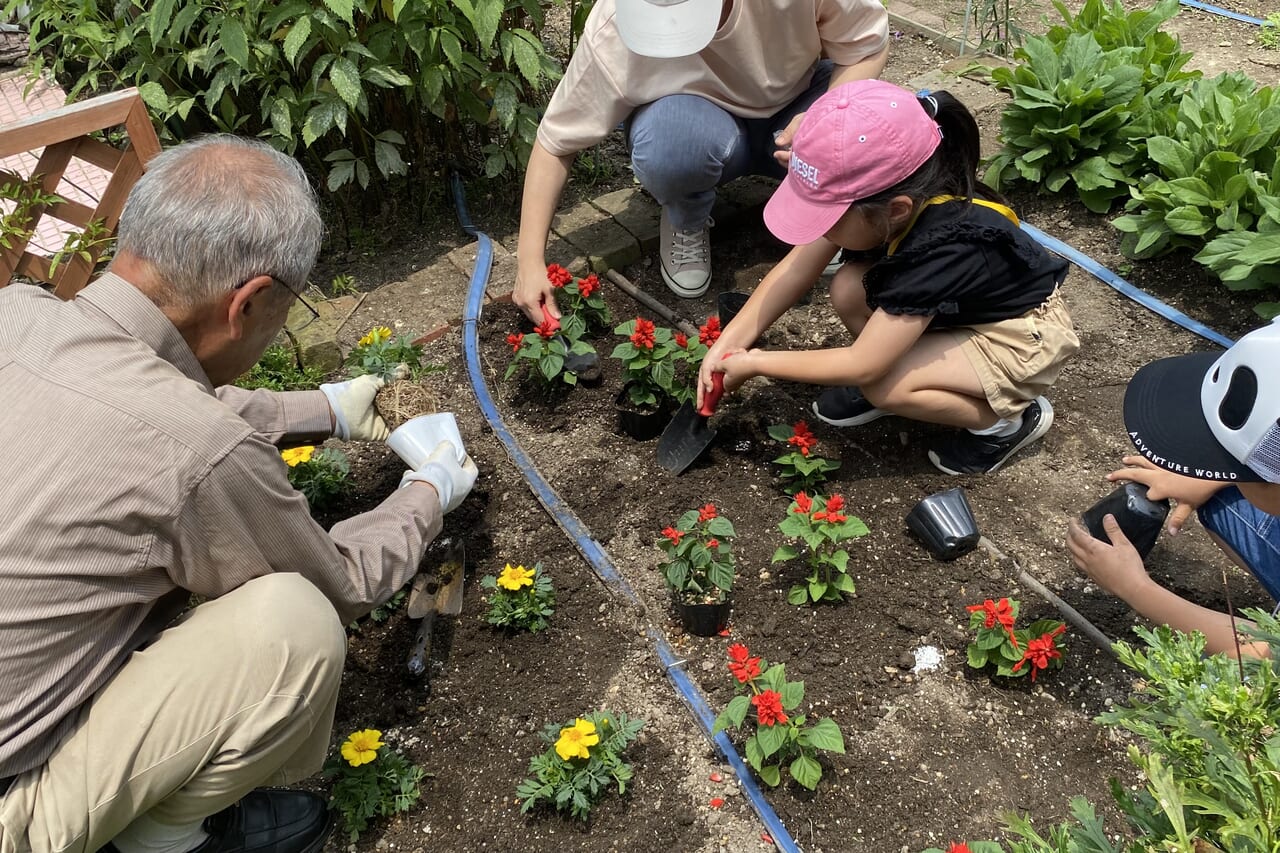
[927,397,1054,475]
[811,387,887,427]
[195,789,333,853]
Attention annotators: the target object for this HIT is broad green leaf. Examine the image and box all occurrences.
[269,97,292,137]
[218,18,250,69]
[373,139,407,176]
[713,694,750,733]
[804,717,845,753]
[967,643,989,669]
[833,572,856,594]
[706,517,735,538]
[771,545,799,563]
[757,763,781,787]
[1165,205,1212,237]
[137,81,170,113]
[808,579,826,602]
[323,0,355,25]
[780,679,804,710]
[744,735,763,771]
[283,16,311,65]
[329,57,362,111]
[787,585,809,605]
[755,723,787,758]
[790,754,822,790]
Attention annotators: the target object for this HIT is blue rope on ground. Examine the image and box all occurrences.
[1177,0,1267,26]
[450,173,802,853]
[1020,222,1235,349]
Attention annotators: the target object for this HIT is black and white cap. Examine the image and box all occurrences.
[1123,318,1280,484]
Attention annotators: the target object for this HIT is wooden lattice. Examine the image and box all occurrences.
[0,87,160,298]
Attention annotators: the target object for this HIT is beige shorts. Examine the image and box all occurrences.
[945,288,1080,419]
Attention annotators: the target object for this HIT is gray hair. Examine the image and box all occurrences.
[116,135,324,308]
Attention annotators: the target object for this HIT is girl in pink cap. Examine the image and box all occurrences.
[698,79,1079,474]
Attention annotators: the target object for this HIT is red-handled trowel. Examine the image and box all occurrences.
[656,357,728,475]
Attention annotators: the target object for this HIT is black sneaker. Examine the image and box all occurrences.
[812,387,887,427]
[928,397,1054,475]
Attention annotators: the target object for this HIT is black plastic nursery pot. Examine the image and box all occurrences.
[906,487,981,561]
[676,594,732,637]
[718,291,749,327]
[1081,482,1170,559]
[615,384,672,441]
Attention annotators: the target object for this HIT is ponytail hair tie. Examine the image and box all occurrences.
[916,89,940,119]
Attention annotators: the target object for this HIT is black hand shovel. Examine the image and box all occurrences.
[656,362,727,475]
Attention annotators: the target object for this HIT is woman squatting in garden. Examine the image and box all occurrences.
[698,79,1081,475]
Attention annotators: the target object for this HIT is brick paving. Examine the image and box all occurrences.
[1,70,112,258]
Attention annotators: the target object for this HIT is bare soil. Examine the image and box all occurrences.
[312,11,1277,853]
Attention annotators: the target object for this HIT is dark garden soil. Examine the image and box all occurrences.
[308,13,1278,853]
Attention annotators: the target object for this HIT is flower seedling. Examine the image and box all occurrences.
[922,843,1003,853]
[516,710,644,820]
[480,562,555,632]
[504,314,596,389]
[611,317,682,409]
[236,344,325,392]
[656,503,736,604]
[712,644,846,790]
[767,421,840,495]
[965,597,1067,681]
[773,492,868,605]
[347,326,430,381]
[324,728,425,842]
[547,264,611,334]
[282,445,350,511]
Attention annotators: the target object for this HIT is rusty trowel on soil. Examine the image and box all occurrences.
[406,540,465,687]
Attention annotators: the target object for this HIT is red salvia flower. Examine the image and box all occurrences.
[578,273,599,298]
[727,643,750,663]
[792,491,813,514]
[674,332,688,348]
[698,316,721,345]
[966,598,1020,651]
[1011,624,1067,681]
[706,538,719,549]
[751,690,788,726]
[506,333,523,352]
[662,526,685,545]
[630,317,656,350]
[946,844,972,853]
[812,495,847,523]
[534,319,557,339]
[546,264,573,287]
[728,654,761,684]
[697,504,717,522]
[787,421,818,457]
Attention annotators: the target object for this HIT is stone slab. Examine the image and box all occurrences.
[589,187,662,254]
[341,259,470,355]
[288,293,362,374]
[446,238,517,304]
[551,200,641,273]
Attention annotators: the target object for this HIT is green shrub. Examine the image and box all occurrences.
[985,0,1197,212]
[1113,74,1280,261]
[11,0,563,191]
[236,344,326,391]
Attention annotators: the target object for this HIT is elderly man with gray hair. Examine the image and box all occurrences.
[0,136,476,853]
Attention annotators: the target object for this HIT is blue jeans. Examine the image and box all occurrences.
[1198,487,1280,607]
[627,60,834,230]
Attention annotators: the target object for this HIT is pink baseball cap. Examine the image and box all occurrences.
[764,80,944,246]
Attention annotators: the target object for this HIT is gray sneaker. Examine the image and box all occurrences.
[659,209,711,298]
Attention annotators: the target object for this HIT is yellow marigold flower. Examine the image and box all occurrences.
[341,728,384,767]
[281,446,315,467]
[358,326,393,348]
[497,563,535,591]
[554,718,599,761]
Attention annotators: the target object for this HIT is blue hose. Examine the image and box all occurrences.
[1019,223,1235,349]
[450,173,802,853]
[1178,0,1267,26]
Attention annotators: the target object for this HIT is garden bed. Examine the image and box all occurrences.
[311,16,1277,853]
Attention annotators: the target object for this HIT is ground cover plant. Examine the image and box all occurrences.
[235,343,326,391]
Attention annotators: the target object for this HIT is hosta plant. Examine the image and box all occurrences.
[516,711,644,820]
[712,643,846,790]
[772,492,868,605]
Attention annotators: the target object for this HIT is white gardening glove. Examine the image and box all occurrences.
[320,374,387,441]
[400,440,478,514]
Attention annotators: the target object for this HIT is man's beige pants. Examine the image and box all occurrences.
[0,574,346,853]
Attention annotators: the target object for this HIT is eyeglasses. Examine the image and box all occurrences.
[235,274,321,333]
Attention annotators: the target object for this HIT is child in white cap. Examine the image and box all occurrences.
[699,79,1079,474]
[1068,320,1280,658]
